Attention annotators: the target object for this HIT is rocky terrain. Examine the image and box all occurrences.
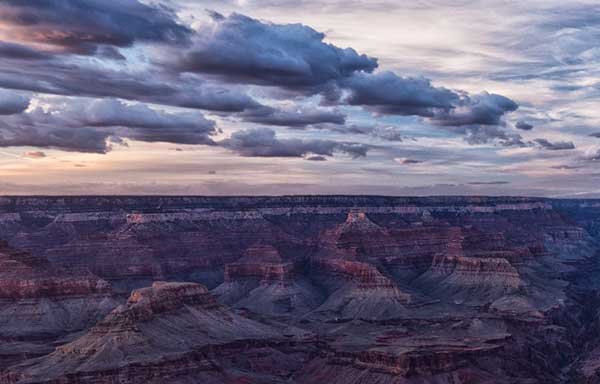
[0,195,599,383]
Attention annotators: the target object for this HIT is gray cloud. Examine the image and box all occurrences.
[0,42,52,60]
[342,72,458,116]
[339,72,518,138]
[515,121,534,130]
[534,138,576,151]
[463,126,524,146]
[0,61,261,112]
[0,0,192,54]
[0,124,114,153]
[220,127,367,158]
[590,132,600,138]
[428,92,518,127]
[0,98,217,152]
[396,158,422,165]
[79,99,217,145]
[584,149,600,161]
[467,181,510,185]
[340,124,407,142]
[173,12,378,88]
[96,46,126,61]
[0,89,30,115]
[551,165,582,170]
[239,106,346,127]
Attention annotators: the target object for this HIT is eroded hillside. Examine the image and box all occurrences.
[0,196,599,383]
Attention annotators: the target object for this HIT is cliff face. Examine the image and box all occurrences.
[214,244,323,315]
[0,240,111,299]
[0,196,599,383]
[0,241,118,370]
[1,282,300,384]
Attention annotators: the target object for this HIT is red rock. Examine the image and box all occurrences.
[0,196,598,383]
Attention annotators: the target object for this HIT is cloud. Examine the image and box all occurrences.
[590,132,600,138]
[0,42,51,60]
[584,148,600,161]
[342,71,458,116]
[239,106,346,127]
[394,157,422,165]
[96,46,126,61]
[515,121,534,130]
[459,125,525,146]
[428,92,518,126]
[0,0,192,54]
[0,123,114,153]
[305,155,327,161]
[78,99,217,145]
[339,72,518,139]
[467,181,509,185]
[551,165,582,170]
[220,127,367,158]
[0,98,217,152]
[172,12,377,88]
[0,89,30,115]
[323,123,407,142]
[534,138,576,151]
[23,151,46,159]
[0,61,261,112]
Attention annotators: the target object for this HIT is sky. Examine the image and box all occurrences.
[0,0,599,197]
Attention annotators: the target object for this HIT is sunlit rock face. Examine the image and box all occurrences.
[0,196,600,383]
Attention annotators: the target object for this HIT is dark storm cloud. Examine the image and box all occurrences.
[0,0,192,54]
[0,61,261,112]
[173,12,378,88]
[534,138,576,151]
[78,99,217,145]
[0,123,113,153]
[0,7,517,138]
[397,158,422,165]
[220,127,368,158]
[428,92,518,126]
[515,121,534,131]
[239,106,346,127]
[0,4,523,163]
[341,72,458,116]
[590,132,600,138]
[0,99,217,152]
[96,46,126,61]
[0,90,30,115]
[305,155,327,161]
[340,73,518,131]
[0,9,262,114]
[0,42,52,60]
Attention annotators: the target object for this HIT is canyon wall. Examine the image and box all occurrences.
[0,196,598,383]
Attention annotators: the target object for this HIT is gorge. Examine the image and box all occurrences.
[0,196,599,383]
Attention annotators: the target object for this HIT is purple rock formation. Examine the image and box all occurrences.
[0,196,598,383]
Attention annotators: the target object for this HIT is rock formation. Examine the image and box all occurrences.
[0,241,117,370]
[0,196,599,383]
[213,244,323,315]
[1,281,313,384]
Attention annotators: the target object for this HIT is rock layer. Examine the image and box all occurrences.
[0,196,599,383]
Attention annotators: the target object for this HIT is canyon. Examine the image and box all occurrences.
[0,196,599,383]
